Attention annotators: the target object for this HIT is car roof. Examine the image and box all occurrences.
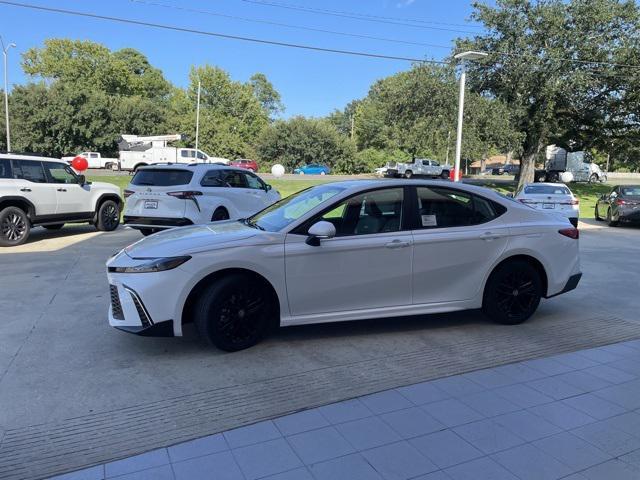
[0,153,66,164]
[137,163,235,171]
[524,182,569,187]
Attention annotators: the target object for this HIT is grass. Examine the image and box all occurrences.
[88,174,609,219]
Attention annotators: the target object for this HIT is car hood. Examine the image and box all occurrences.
[123,221,262,258]
[91,181,121,193]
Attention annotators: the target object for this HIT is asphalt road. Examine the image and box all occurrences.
[1,221,639,478]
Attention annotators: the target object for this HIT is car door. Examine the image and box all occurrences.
[243,171,277,209]
[42,161,92,215]
[285,187,413,316]
[221,170,259,216]
[10,160,57,216]
[411,186,510,305]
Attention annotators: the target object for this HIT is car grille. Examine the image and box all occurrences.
[110,285,124,320]
[127,288,153,328]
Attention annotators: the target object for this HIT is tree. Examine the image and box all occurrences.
[457,0,640,188]
[256,116,357,173]
[249,73,284,119]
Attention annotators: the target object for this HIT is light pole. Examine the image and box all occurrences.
[1,36,16,152]
[453,51,488,181]
[195,79,201,152]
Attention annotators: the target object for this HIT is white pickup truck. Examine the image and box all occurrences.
[62,152,119,170]
[385,158,452,179]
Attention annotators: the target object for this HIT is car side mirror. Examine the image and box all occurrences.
[77,174,86,185]
[306,221,336,246]
[506,192,514,198]
[265,184,272,192]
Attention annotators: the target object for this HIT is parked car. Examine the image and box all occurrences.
[230,159,258,172]
[62,152,119,170]
[293,164,331,175]
[107,179,581,351]
[514,183,579,227]
[123,164,280,236]
[595,185,640,226]
[0,154,122,246]
[385,158,451,179]
[492,164,520,176]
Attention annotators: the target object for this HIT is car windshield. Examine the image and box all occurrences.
[248,184,347,232]
[131,169,193,186]
[524,185,571,195]
[621,186,640,196]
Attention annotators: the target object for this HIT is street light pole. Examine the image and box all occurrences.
[195,80,201,152]
[1,37,16,152]
[453,51,488,182]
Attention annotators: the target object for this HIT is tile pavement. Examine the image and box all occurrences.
[49,339,640,480]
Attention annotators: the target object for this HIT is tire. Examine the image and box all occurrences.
[589,174,598,183]
[594,205,602,221]
[607,208,618,227]
[320,171,326,175]
[440,170,450,179]
[298,171,304,175]
[404,170,413,179]
[547,172,559,183]
[194,274,275,351]
[0,206,30,247]
[482,260,542,325]
[43,224,64,230]
[211,207,229,222]
[140,228,157,236]
[95,200,120,232]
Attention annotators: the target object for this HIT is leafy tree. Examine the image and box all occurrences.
[256,116,357,173]
[457,0,640,188]
[249,73,284,119]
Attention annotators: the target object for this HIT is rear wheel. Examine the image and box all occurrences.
[96,200,120,231]
[43,224,64,230]
[320,171,326,175]
[440,170,450,179]
[194,274,275,351]
[607,208,618,227]
[589,173,599,183]
[211,207,229,221]
[0,207,30,247]
[404,170,413,179]
[595,205,602,221]
[483,260,542,325]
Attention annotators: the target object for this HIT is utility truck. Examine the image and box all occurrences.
[62,152,119,169]
[117,134,228,172]
[535,145,607,183]
[385,158,451,179]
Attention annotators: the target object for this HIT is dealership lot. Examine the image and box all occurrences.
[1,222,639,479]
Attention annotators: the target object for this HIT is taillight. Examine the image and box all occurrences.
[615,198,626,206]
[124,189,134,199]
[559,227,579,239]
[571,198,579,205]
[167,191,203,199]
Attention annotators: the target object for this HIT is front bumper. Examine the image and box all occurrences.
[123,216,193,229]
[114,321,175,337]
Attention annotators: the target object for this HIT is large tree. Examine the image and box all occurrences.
[457,0,640,187]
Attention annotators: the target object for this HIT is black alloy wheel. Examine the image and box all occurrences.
[607,208,618,227]
[483,260,542,325]
[194,274,274,351]
[0,207,30,246]
[96,200,120,231]
[594,205,602,221]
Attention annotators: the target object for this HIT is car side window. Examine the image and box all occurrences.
[43,162,79,184]
[200,170,225,187]
[12,160,47,183]
[224,171,248,188]
[0,159,11,178]
[244,173,264,190]
[415,187,504,229]
[304,188,404,237]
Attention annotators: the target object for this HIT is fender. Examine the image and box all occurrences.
[0,195,37,218]
[92,193,123,219]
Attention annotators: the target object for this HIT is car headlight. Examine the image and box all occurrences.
[108,256,191,273]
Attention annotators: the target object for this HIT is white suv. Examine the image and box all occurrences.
[123,164,280,236]
[0,154,123,246]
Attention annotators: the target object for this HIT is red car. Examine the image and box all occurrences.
[230,159,258,172]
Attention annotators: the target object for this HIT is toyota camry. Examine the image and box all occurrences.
[107,180,582,351]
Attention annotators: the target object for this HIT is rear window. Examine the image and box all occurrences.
[524,185,570,195]
[621,187,640,196]
[131,169,193,187]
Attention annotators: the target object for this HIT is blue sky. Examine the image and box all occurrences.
[0,0,485,117]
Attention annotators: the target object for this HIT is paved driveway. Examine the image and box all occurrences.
[0,222,639,478]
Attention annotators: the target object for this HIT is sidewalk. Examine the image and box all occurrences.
[50,339,640,480]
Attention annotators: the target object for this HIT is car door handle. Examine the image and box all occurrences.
[385,239,412,249]
[20,187,32,192]
[57,188,67,192]
[480,231,504,241]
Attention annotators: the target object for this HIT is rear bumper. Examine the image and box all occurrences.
[618,209,640,223]
[123,216,193,229]
[546,273,582,299]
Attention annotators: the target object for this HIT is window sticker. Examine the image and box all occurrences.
[421,214,437,227]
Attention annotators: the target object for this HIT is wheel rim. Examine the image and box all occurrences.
[102,204,119,229]
[217,289,265,346]
[495,270,538,319]
[1,213,27,241]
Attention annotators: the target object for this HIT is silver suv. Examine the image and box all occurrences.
[0,154,123,246]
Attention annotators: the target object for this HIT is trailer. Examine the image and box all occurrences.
[535,145,607,183]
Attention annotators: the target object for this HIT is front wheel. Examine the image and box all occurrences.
[194,274,275,351]
[483,260,542,325]
[594,205,602,221]
[589,173,599,183]
[404,170,413,179]
[96,200,120,231]
[607,208,618,227]
[440,170,450,179]
[0,207,30,247]
[298,171,304,175]
[320,171,326,175]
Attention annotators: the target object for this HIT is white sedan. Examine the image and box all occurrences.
[514,183,580,227]
[107,180,582,351]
